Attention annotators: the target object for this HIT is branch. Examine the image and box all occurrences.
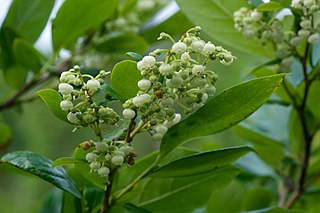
[100,169,116,213]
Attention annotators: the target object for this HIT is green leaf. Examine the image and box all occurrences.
[101,84,126,103]
[160,74,286,156]
[152,146,253,178]
[51,157,85,168]
[257,1,284,11]
[0,123,11,149]
[0,151,81,198]
[123,166,240,212]
[37,189,64,213]
[233,125,284,167]
[94,32,148,55]
[52,0,117,50]
[13,38,43,73]
[126,52,143,62]
[243,187,274,211]
[122,203,152,213]
[111,60,142,100]
[2,0,55,43]
[83,187,104,213]
[3,64,28,89]
[176,0,271,57]
[243,207,305,213]
[37,89,69,123]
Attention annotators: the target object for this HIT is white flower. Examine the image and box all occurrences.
[192,65,204,74]
[58,83,73,95]
[155,124,168,134]
[95,142,109,152]
[86,153,98,162]
[138,79,151,91]
[171,76,183,87]
[173,113,181,124]
[89,161,101,170]
[137,56,156,71]
[87,79,100,90]
[181,52,191,61]
[304,0,314,7]
[203,43,216,55]
[120,145,134,155]
[171,42,187,54]
[152,133,164,141]
[292,0,302,8]
[191,40,205,52]
[60,100,73,111]
[67,112,81,124]
[123,109,136,119]
[159,63,173,75]
[98,167,110,177]
[111,155,124,166]
[250,11,262,22]
[307,33,319,44]
[132,94,151,107]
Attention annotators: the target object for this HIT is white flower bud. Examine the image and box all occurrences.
[192,65,204,74]
[159,63,173,75]
[300,20,312,29]
[113,150,125,157]
[120,145,134,155]
[132,94,151,107]
[87,79,100,90]
[152,133,164,141]
[181,52,191,61]
[123,109,136,119]
[171,42,187,54]
[95,142,109,152]
[138,79,152,91]
[191,40,205,52]
[105,154,112,161]
[171,76,183,87]
[298,29,310,38]
[60,100,73,111]
[111,155,124,166]
[160,98,174,107]
[89,161,101,171]
[67,112,81,124]
[142,56,156,67]
[172,113,181,124]
[205,85,216,95]
[86,153,98,162]
[155,124,168,134]
[250,11,262,22]
[307,33,319,44]
[98,166,110,177]
[58,83,73,95]
[292,0,302,8]
[290,37,301,46]
[304,0,314,7]
[202,93,208,102]
[203,43,216,55]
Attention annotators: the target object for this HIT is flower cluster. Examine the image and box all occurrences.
[86,141,136,178]
[58,66,119,127]
[233,0,320,72]
[122,26,235,141]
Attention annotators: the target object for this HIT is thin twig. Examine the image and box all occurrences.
[100,170,116,213]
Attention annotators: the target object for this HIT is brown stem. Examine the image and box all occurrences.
[100,170,116,213]
[125,116,137,142]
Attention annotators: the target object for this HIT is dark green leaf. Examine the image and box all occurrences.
[233,125,284,167]
[94,32,148,55]
[52,0,117,50]
[126,52,143,62]
[13,38,43,73]
[243,187,274,211]
[160,74,286,156]
[123,203,152,213]
[257,1,284,11]
[2,0,55,43]
[243,207,305,213]
[83,187,104,213]
[104,121,129,141]
[3,64,28,89]
[37,189,63,213]
[111,60,142,100]
[152,146,253,178]
[51,157,85,168]
[101,84,126,103]
[37,89,69,123]
[0,151,81,198]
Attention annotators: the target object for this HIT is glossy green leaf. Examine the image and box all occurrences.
[126,52,143,62]
[73,142,106,189]
[83,187,104,213]
[37,89,69,123]
[51,157,85,168]
[94,32,148,55]
[257,1,284,11]
[13,38,43,73]
[0,123,11,149]
[2,0,54,43]
[160,74,285,156]
[0,151,81,198]
[152,146,253,178]
[52,0,117,50]
[243,207,305,213]
[123,203,152,213]
[111,60,142,100]
[233,125,284,167]
[123,166,240,212]
[176,0,271,57]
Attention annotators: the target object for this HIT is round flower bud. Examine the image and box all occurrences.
[60,100,73,111]
[58,83,73,95]
[191,40,205,52]
[202,93,208,102]
[171,42,187,55]
[67,74,76,82]
[300,20,312,29]
[160,98,174,107]
[123,109,136,119]
[307,33,319,44]
[290,37,301,46]
[298,29,310,38]
[159,64,173,76]
[113,150,125,157]
[192,65,204,74]
[138,79,152,91]
[111,155,124,166]
[203,43,216,55]
[250,11,262,22]
[87,79,100,90]
[82,113,96,123]
[132,94,151,107]
[67,112,81,124]
[292,0,302,8]
[205,85,216,95]
[105,154,112,161]
[120,145,134,155]
[173,113,181,124]
[98,166,110,177]
[142,56,156,67]
[171,76,183,87]
[304,0,314,7]
[89,161,101,171]
[95,142,109,152]
[155,124,168,134]
[181,52,191,61]
[86,153,98,162]
[152,133,164,141]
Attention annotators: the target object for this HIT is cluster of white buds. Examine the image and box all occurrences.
[85,140,136,178]
[234,0,320,72]
[122,27,235,141]
[58,65,119,127]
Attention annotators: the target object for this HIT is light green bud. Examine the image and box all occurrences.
[95,142,109,152]
[111,155,124,166]
[98,166,110,177]
[86,153,98,162]
[89,161,101,171]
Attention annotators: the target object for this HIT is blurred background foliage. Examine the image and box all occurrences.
[0,0,318,212]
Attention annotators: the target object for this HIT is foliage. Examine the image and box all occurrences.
[0,0,320,213]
